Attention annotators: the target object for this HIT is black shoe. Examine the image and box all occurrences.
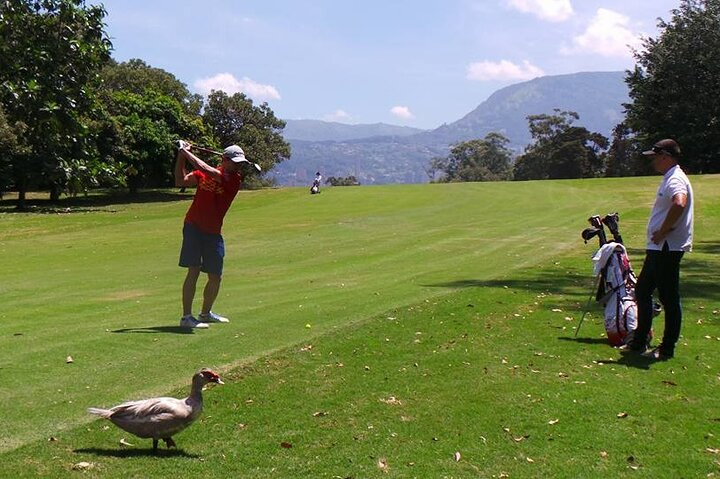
[618,341,647,354]
[644,347,673,361]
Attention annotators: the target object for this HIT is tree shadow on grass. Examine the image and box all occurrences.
[111,326,194,335]
[0,189,191,214]
[74,447,198,458]
[423,241,720,305]
[423,271,592,312]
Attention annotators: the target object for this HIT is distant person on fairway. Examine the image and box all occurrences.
[311,171,322,194]
[174,141,246,329]
[622,139,693,360]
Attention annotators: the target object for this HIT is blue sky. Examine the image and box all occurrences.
[100,0,679,129]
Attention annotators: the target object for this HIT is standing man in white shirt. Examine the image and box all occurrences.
[623,139,694,360]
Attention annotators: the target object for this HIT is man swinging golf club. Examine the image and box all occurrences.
[174,140,248,329]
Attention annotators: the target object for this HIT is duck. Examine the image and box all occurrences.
[88,368,223,452]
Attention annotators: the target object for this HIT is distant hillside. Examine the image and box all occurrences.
[273,71,629,186]
[416,71,628,151]
[283,120,426,142]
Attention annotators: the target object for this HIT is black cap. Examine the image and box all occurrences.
[642,138,680,158]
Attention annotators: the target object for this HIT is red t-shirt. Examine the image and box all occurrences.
[184,168,242,234]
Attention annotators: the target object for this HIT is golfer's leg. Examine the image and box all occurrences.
[183,267,201,316]
[201,274,222,315]
[656,252,684,355]
[200,233,225,315]
[633,252,657,345]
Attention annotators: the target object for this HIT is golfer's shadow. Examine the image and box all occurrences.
[111,326,194,335]
[558,336,655,369]
[74,447,198,458]
[597,355,656,370]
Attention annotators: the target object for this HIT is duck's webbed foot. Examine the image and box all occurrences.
[163,437,177,449]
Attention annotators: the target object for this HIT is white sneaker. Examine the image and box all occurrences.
[180,315,209,329]
[198,311,230,323]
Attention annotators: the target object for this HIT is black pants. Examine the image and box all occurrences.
[634,245,684,354]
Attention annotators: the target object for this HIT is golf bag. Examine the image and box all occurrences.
[580,213,639,346]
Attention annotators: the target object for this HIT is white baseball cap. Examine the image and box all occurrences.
[223,145,248,163]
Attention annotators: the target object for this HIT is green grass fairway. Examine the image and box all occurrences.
[1,176,718,477]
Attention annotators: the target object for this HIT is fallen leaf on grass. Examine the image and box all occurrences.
[280,442,293,449]
[706,448,720,454]
[513,435,529,442]
[617,412,629,418]
[600,450,609,458]
[548,419,560,425]
[72,462,94,471]
[312,411,328,417]
[526,457,535,463]
[66,356,74,364]
[380,396,403,406]
[377,457,389,471]
[453,451,461,462]
[662,380,677,386]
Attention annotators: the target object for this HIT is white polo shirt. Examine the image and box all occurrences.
[646,164,693,251]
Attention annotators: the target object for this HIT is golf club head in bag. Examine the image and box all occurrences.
[601,213,623,244]
[581,227,603,243]
[582,215,608,246]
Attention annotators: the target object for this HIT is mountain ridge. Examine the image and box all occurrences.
[274,71,629,186]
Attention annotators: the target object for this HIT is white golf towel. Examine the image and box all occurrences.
[591,242,626,276]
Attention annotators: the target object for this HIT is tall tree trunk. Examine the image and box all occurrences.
[50,183,61,201]
[17,184,26,211]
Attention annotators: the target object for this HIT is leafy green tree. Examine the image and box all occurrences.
[202,91,291,177]
[0,106,29,196]
[625,0,720,173]
[513,110,608,180]
[604,122,650,177]
[424,156,447,182]
[100,59,204,116]
[97,61,212,192]
[438,132,513,182]
[0,0,112,208]
[326,175,360,186]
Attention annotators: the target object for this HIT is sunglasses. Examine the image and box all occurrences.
[650,146,672,156]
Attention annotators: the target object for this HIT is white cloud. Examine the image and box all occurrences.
[390,106,415,120]
[193,73,281,101]
[506,0,573,22]
[568,8,643,57]
[323,109,353,122]
[466,60,544,81]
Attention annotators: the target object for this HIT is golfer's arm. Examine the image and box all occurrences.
[174,151,193,187]
[184,151,222,180]
[658,193,687,234]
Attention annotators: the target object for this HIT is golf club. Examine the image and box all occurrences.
[176,140,262,172]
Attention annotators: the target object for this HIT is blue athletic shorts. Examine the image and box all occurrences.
[179,222,225,275]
